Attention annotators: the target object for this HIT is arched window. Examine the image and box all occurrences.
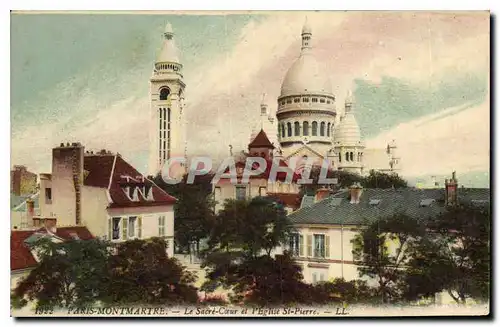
[345,152,349,162]
[320,122,325,136]
[159,87,170,100]
[312,121,318,136]
[327,123,331,137]
[294,122,300,136]
[350,152,354,161]
[287,123,292,137]
[303,121,309,136]
[339,152,342,163]
[281,124,285,138]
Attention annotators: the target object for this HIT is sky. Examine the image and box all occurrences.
[10,11,490,187]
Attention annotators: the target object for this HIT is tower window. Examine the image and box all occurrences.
[312,98,318,103]
[320,122,325,136]
[312,121,318,136]
[294,98,300,103]
[303,98,309,103]
[350,152,354,162]
[281,100,286,106]
[339,152,342,163]
[159,87,170,100]
[320,98,326,103]
[287,122,292,137]
[286,99,292,104]
[294,122,300,136]
[327,123,331,137]
[303,121,309,136]
[281,124,285,138]
[345,152,349,162]
[327,100,331,104]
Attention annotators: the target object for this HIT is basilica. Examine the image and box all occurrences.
[148,20,400,177]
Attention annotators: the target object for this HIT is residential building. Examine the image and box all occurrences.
[286,172,489,302]
[11,165,37,196]
[39,142,177,257]
[213,129,301,213]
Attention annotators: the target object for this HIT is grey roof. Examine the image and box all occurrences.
[11,193,39,211]
[288,188,490,226]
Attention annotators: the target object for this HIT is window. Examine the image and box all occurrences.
[281,100,286,105]
[294,122,300,136]
[128,216,137,238]
[345,152,349,162]
[350,152,354,161]
[312,98,318,103]
[314,234,325,258]
[303,121,309,136]
[294,98,300,103]
[289,233,303,257]
[281,124,285,138]
[112,217,121,240]
[320,122,325,136]
[259,186,267,196]
[287,122,292,137]
[286,99,292,104]
[45,188,52,204]
[159,87,170,100]
[303,97,309,103]
[312,121,318,136]
[158,215,166,237]
[320,98,326,103]
[327,123,331,137]
[339,152,342,163]
[327,100,331,104]
[236,185,246,200]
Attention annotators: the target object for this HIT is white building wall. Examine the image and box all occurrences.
[81,186,109,238]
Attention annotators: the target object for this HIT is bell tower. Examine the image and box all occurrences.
[149,22,186,177]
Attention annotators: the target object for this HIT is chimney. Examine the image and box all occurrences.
[349,182,363,204]
[26,199,35,220]
[445,171,458,206]
[44,218,57,233]
[315,187,330,203]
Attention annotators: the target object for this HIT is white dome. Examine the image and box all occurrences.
[280,53,332,97]
[334,113,362,145]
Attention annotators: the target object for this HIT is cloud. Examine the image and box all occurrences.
[11,12,489,177]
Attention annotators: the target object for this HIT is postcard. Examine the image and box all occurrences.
[10,11,490,318]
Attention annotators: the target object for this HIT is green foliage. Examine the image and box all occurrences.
[12,238,200,309]
[101,237,199,305]
[351,214,424,303]
[313,278,378,304]
[362,170,408,189]
[300,166,364,196]
[12,238,110,310]
[154,172,215,253]
[404,204,490,304]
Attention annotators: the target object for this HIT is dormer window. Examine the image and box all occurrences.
[420,199,436,207]
[369,199,381,206]
[159,87,170,100]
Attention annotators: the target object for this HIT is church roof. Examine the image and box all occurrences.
[248,129,275,149]
[280,23,332,98]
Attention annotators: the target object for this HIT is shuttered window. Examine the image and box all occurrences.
[299,234,304,256]
[307,235,313,257]
[122,217,128,240]
[138,216,143,239]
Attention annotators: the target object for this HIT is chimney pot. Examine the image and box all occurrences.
[349,183,363,204]
[315,187,331,203]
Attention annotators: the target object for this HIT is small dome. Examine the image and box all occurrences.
[280,53,332,97]
[334,113,362,145]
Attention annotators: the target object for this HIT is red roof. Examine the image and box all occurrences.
[11,226,95,271]
[83,154,176,208]
[248,129,275,149]
[220,157,301,183]
[267,193,302,209]
[11,230,37,271]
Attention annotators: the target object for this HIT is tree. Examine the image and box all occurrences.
[313,278,377,304]
[154,172,215,253]
[12,238,110,310]
[351,214,424,303]
[404,204,490,304]
[300,166,363,196]
[362,170,408,189]
[102,238,199,305]
[201,197,300,304]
